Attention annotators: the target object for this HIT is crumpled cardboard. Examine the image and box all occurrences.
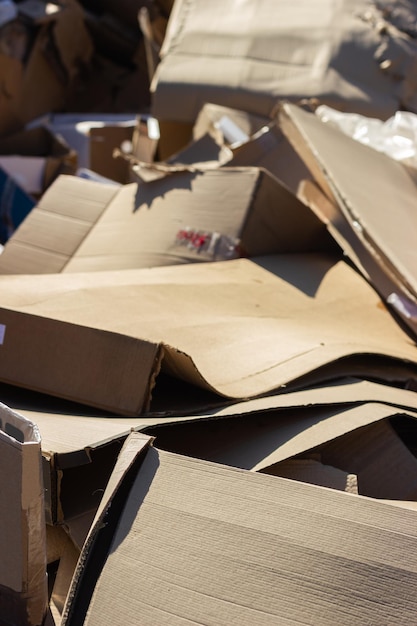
[151,0,417,125]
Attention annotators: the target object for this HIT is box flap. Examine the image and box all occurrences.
[0,403,47,626]
[0,175,119,274]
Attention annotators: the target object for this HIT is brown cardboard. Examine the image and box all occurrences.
[156,119,193,160]
[151,0,417,125]
[316,418,417,500]
[0,175,119,275]
[0,255,416,415]
[88,124,135,184]
[265,458,358,494]
[5,377,417,523]
[130,103,310,195]
[0,126,77,196]
[0,1,93,135]
[44,113,139,173]
[0,403,47,626]
[0,168,329,274]
[279,102,417,339]
[46,524,80,616]
[0,379,204,526]
[146,397,417,495]
[62,433,417,626]
[193,103,311,193]
[7,376,415,521]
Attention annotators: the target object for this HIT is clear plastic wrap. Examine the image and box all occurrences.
[316,105,417,168]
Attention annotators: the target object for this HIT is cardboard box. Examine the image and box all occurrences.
[61,433,417,625]
[0,381,147,527]
[0,255,416,415]
[194,103,311,194]
[0,126,77,197]
[279,101,417,340]
[0,166,36,245]
[151,0,417,125]
[43,113,140,183]
[0,0,93,136]
[0,403,47,626]
[0,167,330,274]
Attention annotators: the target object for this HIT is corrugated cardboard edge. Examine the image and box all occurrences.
[0,403,48,626]
[61,433,154,626]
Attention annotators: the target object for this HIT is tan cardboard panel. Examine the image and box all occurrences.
[63,437,417,625]
[0,255,416,414]
[37,176,118,220]
[0,176,119,275]
[0,404,47,626]
[0,242,69,275]
[11,210,95,256]
[279,102,417,337]
[317,418,417,500]
[152,0,417,123]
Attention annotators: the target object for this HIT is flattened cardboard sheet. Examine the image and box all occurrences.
[62,435,417,626]
[0,255,416,415]
[279,102,417,339]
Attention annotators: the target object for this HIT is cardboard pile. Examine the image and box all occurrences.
[0,1,417,625]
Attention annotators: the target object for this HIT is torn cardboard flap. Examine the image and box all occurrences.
[0,403,47,626]
[62,435,417,626]
[0,255,416,415]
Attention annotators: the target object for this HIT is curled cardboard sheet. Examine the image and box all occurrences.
[0,255,416,415]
